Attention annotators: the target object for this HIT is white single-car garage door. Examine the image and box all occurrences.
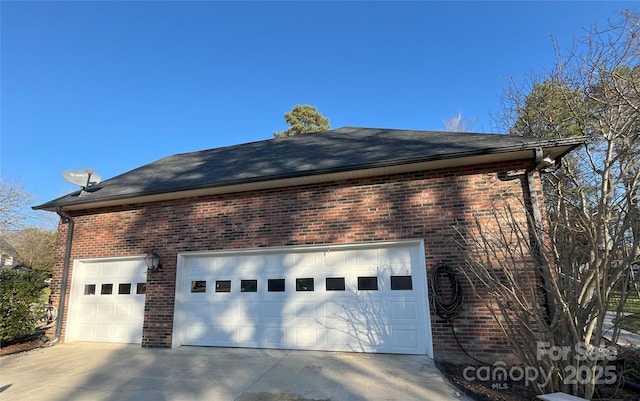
[66,257,147,344]
[172,240,433,356]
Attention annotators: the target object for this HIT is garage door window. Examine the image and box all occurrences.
[391,276,413,290]
[241,279,257,292]
[358,276,378,291]
[268,279,285,292]
[118,283,132,294]
[215,280,231,293]
[101,284,113,295]
[191,280,207,293]
[326,277,345,291]
[84,284,96,295]
[136,283,146,294]
[296,278,314,291]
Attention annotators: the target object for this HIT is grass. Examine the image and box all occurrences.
[615,313,640,334]
[609,290,640,334]
[609,290,640,314]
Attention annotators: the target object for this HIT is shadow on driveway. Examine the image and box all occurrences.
[0,342,471,401]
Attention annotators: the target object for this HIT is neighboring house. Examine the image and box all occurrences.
[34,127,584,363]
[0,238,18,268]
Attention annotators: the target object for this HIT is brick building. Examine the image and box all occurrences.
[34,127,583,363]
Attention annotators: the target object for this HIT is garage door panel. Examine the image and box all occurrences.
[390,301,417,320]
[353,249,378,267]
[351,302,384,320]
[294,328,317,346]
[325,327,350,346]
[175,242,432,356]
[114,303,135,318]
[325,302,347,319]
[238,326,259,344]
[68,258,146,344]
[350,327,386,349]
[292,252,321,269]
[219,304,238,321]
[264,327,287,345]
[191,325,233,343]
[214,326,234,342]
[324,250,348,268]
[97,304,115,318]
[186,256,216,271]
[378,246,412,265]
[100,264,118,276]
[265,302,286,319]
[133,302,145,317]
[391,328,419,350]
[234,255,265,270]
[264,253,293,268]
[294,302,317,319]
[186,268,213,280]
[184,324,208,343]
[75,324,97,339]
[238,302,263,320]
[78,303,97,317]
[184,303,211,319]
[112,323,138,341]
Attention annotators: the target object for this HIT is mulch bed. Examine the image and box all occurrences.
[0,333,45,356]
[439,362,538,401]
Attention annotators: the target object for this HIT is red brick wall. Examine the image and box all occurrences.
[47,159,542,363]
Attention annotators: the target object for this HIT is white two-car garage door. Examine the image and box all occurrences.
[66,257,147,344]
[172,240,433,356]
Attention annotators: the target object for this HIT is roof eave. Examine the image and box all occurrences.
[33,140,583,213]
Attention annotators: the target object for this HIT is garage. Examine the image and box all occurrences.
[66,257,147,344]
[172,240,433,356]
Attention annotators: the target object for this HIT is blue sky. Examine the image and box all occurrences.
[1,1,637,222]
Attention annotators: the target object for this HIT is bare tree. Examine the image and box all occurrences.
[443,111,478,132]
[5,228,57,273]
[0,179,34,235]
[462,11,640,399]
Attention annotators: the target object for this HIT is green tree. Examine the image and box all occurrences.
[510,80,585,138]
[273,104,330,138]
[0,269,47,341]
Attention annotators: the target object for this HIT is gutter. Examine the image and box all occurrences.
[53,207,74,343]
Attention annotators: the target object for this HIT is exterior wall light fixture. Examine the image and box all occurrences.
[145,250,162,271]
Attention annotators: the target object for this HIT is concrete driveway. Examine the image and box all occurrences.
[0,342,472,401]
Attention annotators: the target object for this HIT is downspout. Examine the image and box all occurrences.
[54,207,74,343]
[525,147,556,322]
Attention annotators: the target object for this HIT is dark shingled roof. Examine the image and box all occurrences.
[33,127,585,211]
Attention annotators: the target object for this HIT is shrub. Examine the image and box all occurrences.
[0,269,47,342]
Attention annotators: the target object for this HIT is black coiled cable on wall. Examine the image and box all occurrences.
[429,262,463,320]
[429,262,488,365]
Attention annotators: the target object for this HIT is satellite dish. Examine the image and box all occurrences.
[62,169,102,194]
